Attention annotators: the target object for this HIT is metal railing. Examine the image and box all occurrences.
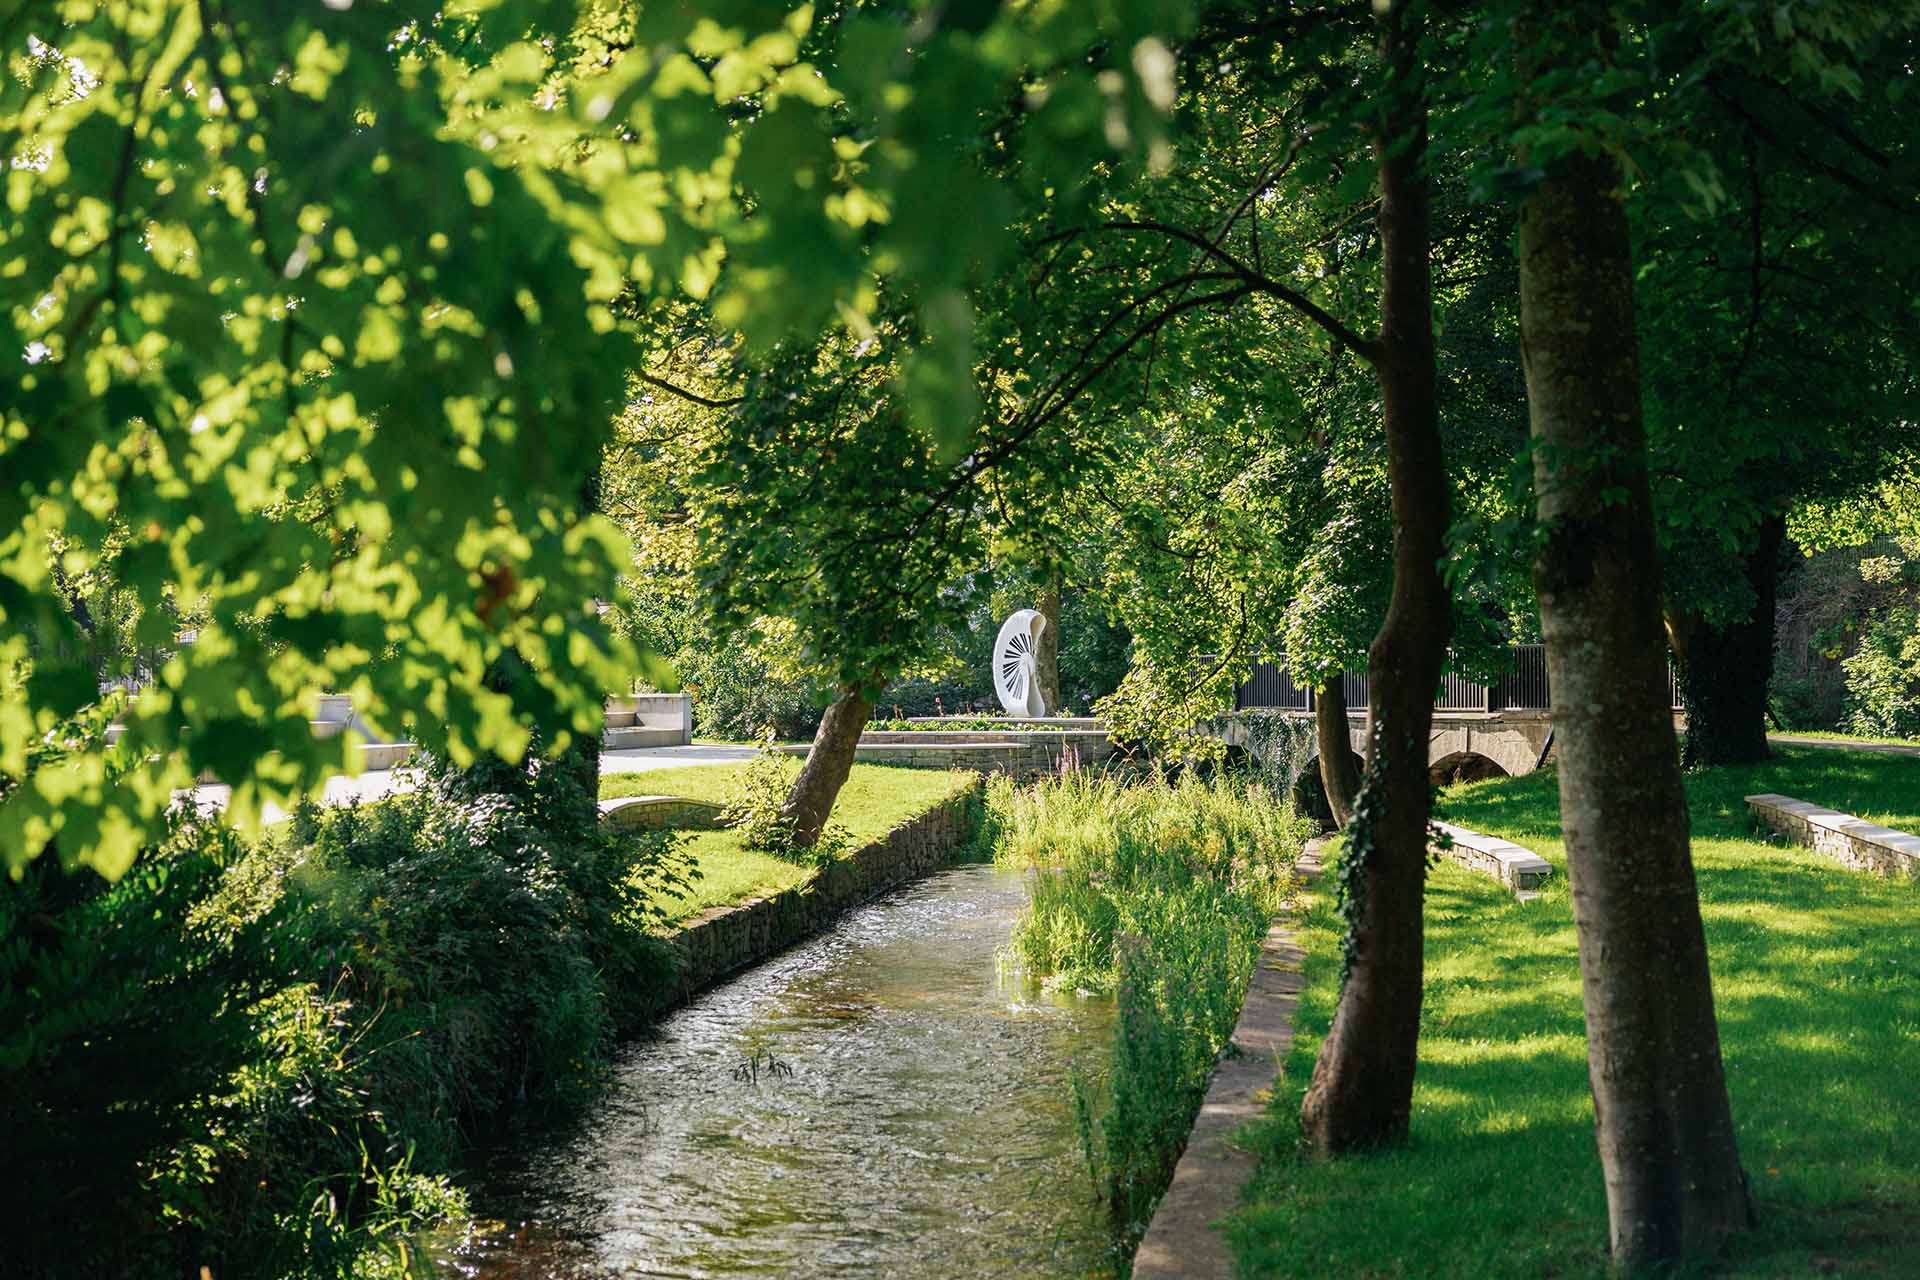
[1234,643,1683,714]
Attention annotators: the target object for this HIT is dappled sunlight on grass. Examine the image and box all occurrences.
[1232,745,1920,1278]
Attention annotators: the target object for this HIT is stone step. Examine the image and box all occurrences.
[604,725,690,750]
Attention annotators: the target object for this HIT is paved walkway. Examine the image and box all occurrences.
[1130,836,1325,1279]
[187,743,761,822]
[1769,734,1920,758]
[601,743,756,773]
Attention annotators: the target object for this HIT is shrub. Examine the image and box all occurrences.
[1842,607,1920,738]
[0,812,294,1278]
[675,643,823,741]
[718,742,850,865]
[2,745,688,1280]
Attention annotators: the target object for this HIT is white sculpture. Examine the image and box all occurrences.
[993,609,1050,718]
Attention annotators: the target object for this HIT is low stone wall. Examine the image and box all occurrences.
[1746,793,1920,878]
[1432,821,1552,897]
[778,731,1117,781]
[653,777,984,1009]
[599,795,724,832]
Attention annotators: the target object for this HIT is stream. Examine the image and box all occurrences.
[444,863,1116,1278]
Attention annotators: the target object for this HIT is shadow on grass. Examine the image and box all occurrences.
[1231,746,1920,1278]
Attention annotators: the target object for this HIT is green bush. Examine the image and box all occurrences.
[0,813,292,1278]
[1841,607,1920,738]
[675,643,823,741]
[2,747,687,1280]
[989,772,1308,1246]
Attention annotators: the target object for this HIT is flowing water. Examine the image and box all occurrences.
[445,864,1116,1279]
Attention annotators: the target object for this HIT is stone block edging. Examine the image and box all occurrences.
[642,776,984,1015]
[1131,836,1324,1280]
[1746,793,1920,879]
[598,795,725,832]
[1432,821,1552,898]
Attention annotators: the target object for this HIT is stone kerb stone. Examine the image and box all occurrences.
[1746,793,1920,878]
[1431,821,1552,897]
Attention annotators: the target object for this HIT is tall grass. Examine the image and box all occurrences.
[989,771,1311,1255]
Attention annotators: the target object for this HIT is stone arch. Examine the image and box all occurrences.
[1428,750,1510,788]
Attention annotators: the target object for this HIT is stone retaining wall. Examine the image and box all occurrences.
[778,732,1117,780]
[1746,793,1920,878]
[651,777,984,1010]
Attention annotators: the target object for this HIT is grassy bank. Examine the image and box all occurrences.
[1230,747,1920,1277]
[603,761,976,921]
[988,772,1310,1263]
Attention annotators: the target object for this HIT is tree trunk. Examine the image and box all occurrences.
[1678,515,1785,769]
[780,685,875,848]
[1298,2,1449,1153]
[1315,677,1360,829]
[1518,141,1752,1267]
[1036,563,1063,713]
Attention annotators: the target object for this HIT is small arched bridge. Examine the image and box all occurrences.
[1219,644,1684,781]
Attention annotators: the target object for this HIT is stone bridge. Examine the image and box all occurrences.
[1215,707,1557,780]
[1220,645,1683,781]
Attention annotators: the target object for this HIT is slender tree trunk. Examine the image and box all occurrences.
[781,685,875,848]
[1315,677,1360,829]
[1298,3,1449,1152]
[1678,515,1784,769]
[1036,563,1063,713]
[1518,140,1752,1267]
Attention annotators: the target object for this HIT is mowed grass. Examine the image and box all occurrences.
[1230,746,1920,1278]
[602,762,977,922]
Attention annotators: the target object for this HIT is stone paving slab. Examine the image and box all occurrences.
[1131,837,1324,1280]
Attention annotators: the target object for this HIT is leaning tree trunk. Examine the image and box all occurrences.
[1519,143,1753,1267]
[1298,2,1450,1153]
[1678,514,1785,770]
[1036,563,1063,713]
[1315,676,1361,829]
[781,685,875,848]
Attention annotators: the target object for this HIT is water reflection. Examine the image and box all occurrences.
[450,864,1114,1278]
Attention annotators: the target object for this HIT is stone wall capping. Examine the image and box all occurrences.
[1746,793,1920,878]
[1431,821,1552,897]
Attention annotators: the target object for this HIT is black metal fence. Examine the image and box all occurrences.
[1234,644,1683,713]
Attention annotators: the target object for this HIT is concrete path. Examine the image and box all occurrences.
[1769,734,1920,758]
[186,743,762,822]
[1131,836,1325,1279]
[600,743,756,773]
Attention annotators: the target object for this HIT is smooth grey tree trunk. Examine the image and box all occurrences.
[1298,2,1450,1152]
[1519,143,1753,1267]
[780,685,875,848]
[1315,677,1360,829]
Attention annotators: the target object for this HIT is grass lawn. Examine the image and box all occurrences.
[602,762,977,923]
[1230,746,1920,1278]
